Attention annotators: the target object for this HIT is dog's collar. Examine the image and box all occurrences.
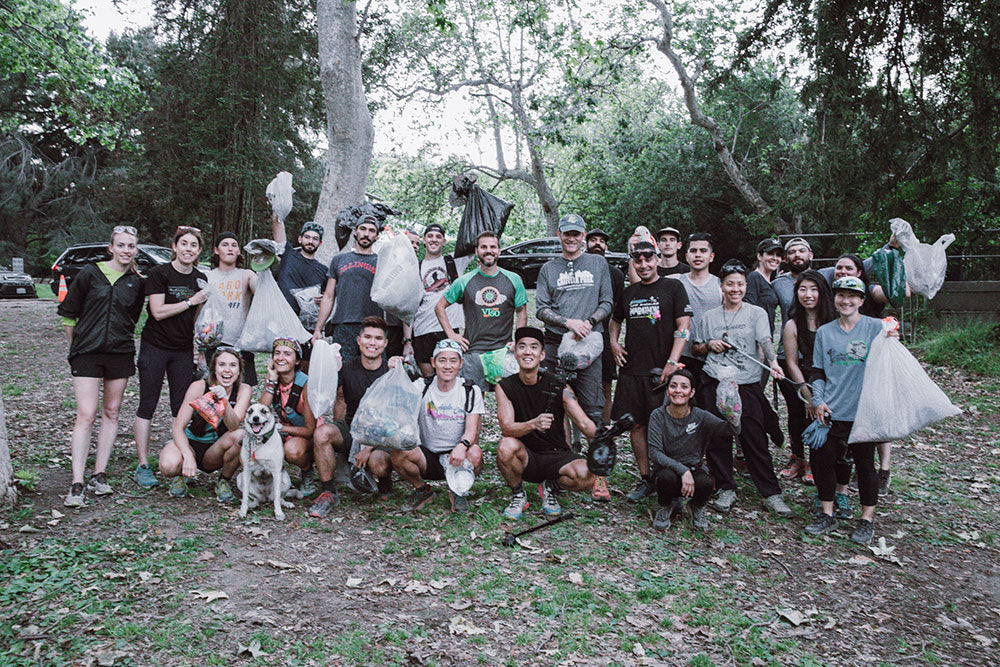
[247,423,277,461]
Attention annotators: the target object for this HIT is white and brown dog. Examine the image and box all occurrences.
[238,403,300,521]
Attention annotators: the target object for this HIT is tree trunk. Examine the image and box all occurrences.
[314,0,374,265]
[527,140,560,235]
[0,395,17,508]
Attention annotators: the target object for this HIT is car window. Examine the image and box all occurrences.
[143,247,172,262]
[87,248,111,263]
[523,240,561,254]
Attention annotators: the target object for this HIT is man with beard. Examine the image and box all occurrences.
[272,214,327,316]
[435,230,528,392]
[584,228,625,425]
[312,216,383,362]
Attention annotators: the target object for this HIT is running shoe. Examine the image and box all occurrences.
[503,488,529,520]
[850,519,875,545]
[802,464,815,486]
[847,471,859,493]
[778,456,805,480]
[834,492,852,519]
[64,483,85,508]
[402,484,434,512]
[689,502,709,531]
[308,490,340,517]
[168,476,188,498]
[878,470,891,496]
[134,463,158,488]
[86,472,113,496]
[538,481,562,516]
[710,489,737,513]
[626,477,654,502]
[763,494,794,517]
[450,491,470,514]
[591,476,611,502]
[299,468,319,498]
[804,513,838,536]
[215,478,234,503]
[652,506,672,531]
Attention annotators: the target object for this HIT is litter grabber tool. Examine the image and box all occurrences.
[718,343,816,404]
[501,513,575,547]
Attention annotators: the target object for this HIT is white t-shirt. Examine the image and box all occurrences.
[696,302,772,385]
[206,267,252,345]
[411,255,470,336]
[411,377,485,453]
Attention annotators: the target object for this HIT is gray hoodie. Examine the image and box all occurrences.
[536,253,613,335]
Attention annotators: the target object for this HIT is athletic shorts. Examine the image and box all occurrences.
[419,445,448,481]
[413,331,448,365]
[522,448,582,484]
[70,352,135,380]
[334,419,353,452]
[601,342,618,382]
[188,438,217,473]
[611,374,664,426]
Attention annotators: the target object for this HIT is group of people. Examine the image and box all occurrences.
[57,212,902,545]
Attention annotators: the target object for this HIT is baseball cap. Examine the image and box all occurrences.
[585,228,609,242]
[756,238,782,254]
[783,237,812,253]
[301,221,324,239]
[424,222,446,237]
[558,214,586,233]
[514,326,545,345]
[832,276,866,295]
[656,227,681,240]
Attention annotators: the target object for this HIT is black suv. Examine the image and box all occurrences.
[50,243,173,288]
[497,237,629,288]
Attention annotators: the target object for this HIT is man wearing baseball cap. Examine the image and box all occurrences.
[536,214,614,431]
[655,227,688,277]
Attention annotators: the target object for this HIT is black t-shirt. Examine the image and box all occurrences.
[657,262,689,277]
[340,356,388,425]
[744,270,779,335]
[613,277,691,375]
[141,262,206,351]
[276,241,328,314]
[498,373,568,452]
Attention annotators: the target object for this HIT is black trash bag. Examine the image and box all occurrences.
[334,201,401,250]
[453,181,514,258]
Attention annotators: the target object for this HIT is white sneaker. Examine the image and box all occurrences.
[538,481,562,516]
[503,489,528,520]
[710,489,737,513]
[763,494,793,517]
[86,473,113,496]
[64,483,85,507]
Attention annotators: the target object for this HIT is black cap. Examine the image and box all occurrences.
[514,326,545,345]
[424,222,446,237]
[756,238,782,254]
[585,228,610,242]
[214,231,239,247]
[656,227,681,240]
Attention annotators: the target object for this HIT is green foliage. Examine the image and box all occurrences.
[12,470,39,492]
[915,320,1000,378]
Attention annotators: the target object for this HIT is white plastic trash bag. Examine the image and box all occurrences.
[193,278,226,349]
[292,285,322,330]
[371,231,422,323]
[715,365,742,433]
[890,217,954,300]
[350,364,422,451]
[849,319,961,443]
[266,171,294,221]
[236,270,311,352]
[307,340,342,419]
[441,454,475,496]
[557,331,603,370]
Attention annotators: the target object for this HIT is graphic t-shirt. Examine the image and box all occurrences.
[326,251,381,324]
[206,267,250,345]
[811,315,882,421]
[141,262,206,351]
[340,357,388,425]
[613,278,692,375]
[411,378,485,453]
[669,273,722,358]
[412,255,470,336]
[697,303,772,385]
[444,268,527,353]
[497,373,568,453]
[276,241,327,314]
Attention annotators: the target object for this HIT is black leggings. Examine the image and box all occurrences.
[136,339,194,420]
[654,468,714,506]
[810,420,879,507]
[778,359,808,457]
[703,380,782,498]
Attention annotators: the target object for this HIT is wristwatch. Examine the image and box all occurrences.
[185,298,192,308]
[459,438,471,449]
[587,316,598,326]
[403,337,412,344]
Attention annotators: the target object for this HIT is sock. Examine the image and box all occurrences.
[509,484,523,495]
[321,479,336,493]
[377,475,392,493]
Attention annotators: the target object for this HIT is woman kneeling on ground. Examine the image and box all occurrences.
[805,276,899,545]
[647,369,732,531]
[59,226,146,507]
[158,347,251,501]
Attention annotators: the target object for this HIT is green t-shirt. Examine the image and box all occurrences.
[444,268,527,353]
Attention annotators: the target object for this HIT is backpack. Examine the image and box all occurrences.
[422,375,477,413]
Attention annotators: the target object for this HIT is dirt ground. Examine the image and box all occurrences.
[2,298,998,667]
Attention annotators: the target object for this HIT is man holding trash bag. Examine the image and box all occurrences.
[309,316,395,517]
[435,230,528,391]
[535,214,614,427]
[312,216,383,361]
[495,327,599,520]
[272,214,327,315]
[389,339,485,513]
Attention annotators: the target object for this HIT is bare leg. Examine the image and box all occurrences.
[157,441,184,477]
[877,442,891,471]
[93,378,127,475]
[390,448,427,489]
[496,437,527,487]
[134,416,152,467]
[366,449,392,478]
[312,424,342,483]
[70,377,101,484]
[557,459,595,492]
[629,424,650,477]
[283,436,314,471]
[601,381,613,424]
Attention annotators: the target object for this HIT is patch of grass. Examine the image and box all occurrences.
[915,319,1000,377]
[12,470,40,492]
[35,283,56,300]
[2,383,25,397]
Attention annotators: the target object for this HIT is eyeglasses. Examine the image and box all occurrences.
[630,251,656,261]
[112,225,137,236]
[176,225,202,236]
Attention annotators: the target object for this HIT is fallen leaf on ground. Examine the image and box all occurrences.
[449,600,472,611]
[346,577,363,588]
[568,572,584,585]
[449,616,487,636]
[191,589,229,603]
[236,638,264,658]
[51,509,64,519]
[18,525,40,533]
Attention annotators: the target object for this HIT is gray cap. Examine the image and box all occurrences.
[558,214,586,233]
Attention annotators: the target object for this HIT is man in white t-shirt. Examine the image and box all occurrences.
[389,339,485,513]
[404,223,470,377]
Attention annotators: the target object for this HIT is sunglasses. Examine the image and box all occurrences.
[720,263,748,275]
[112,225,138,236]
[176,225,202,236]
[434,339,464,356]
[216,345,242,355]
[630,251,657,261]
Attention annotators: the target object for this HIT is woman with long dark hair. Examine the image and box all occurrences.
[58,226,146,506]
[132,226,208,488]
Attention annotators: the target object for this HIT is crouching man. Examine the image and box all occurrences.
[495,326,598,519]
[391,339,485,513]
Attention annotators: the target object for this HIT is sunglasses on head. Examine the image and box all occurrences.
[721,262,748,275]
[112,225,137,236]
[216,345,242,355]
[176,225,202,236]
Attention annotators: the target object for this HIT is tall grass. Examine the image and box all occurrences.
[915,319,1000,377]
